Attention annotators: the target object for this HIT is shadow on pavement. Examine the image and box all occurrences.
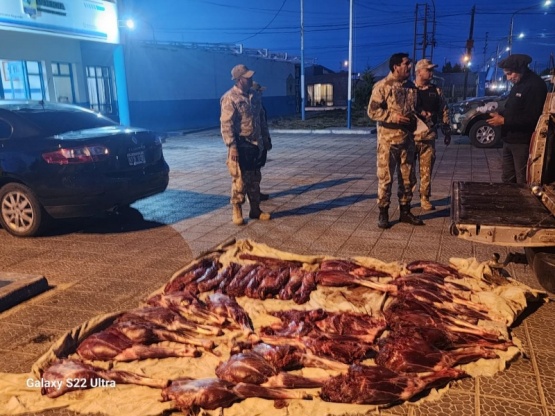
[36,190,229,236]
[269,177,364,199]
[26,181,370,236]
[40,207,166,236]
[133,189,228,224]
[273,193,376,218]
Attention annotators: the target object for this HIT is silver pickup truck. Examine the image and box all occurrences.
[450,86,555,292]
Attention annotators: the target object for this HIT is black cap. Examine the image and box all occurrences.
[498,54,532,72]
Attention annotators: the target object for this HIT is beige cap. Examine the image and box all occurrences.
[231,64,255,80]
[415,58,438,71]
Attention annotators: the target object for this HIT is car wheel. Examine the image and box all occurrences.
[0,183,46,237]
[469,120,501,148]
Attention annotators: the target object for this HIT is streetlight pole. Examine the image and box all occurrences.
[114,4,130,126]
[508,1,551,55]
[346,0,353,129]
[300,0,305,121]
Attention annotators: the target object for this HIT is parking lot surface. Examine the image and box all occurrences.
[0,128,553,415]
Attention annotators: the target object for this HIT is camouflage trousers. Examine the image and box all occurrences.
[411,140,436,198]
[376,139,416,209]
[226,151,262,207]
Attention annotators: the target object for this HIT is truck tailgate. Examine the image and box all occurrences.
[451,181,555,246]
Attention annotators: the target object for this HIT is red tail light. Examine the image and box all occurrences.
[42,145,110,165]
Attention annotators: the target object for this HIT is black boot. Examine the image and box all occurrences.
[399,204,424,226]
[378,207,391,229]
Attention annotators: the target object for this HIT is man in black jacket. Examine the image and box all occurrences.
[487,54,547,183]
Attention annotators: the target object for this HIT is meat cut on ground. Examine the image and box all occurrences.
[161,377,312,413]
[320,364,466,405]
[41,359,168,398]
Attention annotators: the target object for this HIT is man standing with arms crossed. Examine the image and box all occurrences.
[412,58,451,211]
[368,52,424,229]
[220,64,271,225]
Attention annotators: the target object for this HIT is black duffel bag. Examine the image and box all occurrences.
[237,139,260,171]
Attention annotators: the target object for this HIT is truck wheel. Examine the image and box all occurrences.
[532,251,555,293]
[469,120,501,148]
[0,183,47,237]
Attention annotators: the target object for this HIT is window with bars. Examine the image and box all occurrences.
[86,65,116,114]
[0,60,47,100]
[51,62,75,103]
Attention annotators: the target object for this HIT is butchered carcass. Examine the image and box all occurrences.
[255,268,291,300]
[161,377,239,411]
[406,260,460,278]
[293,271,317,304]
[77,325,200,362]
[41,359,167,398]
[146,292,227,326]
[375,326,498,373]
[278,267,306,301]
[161,377,312,412]
[119,306,222,340]
[207,293,254,333]
[223,264,260,297]
[239,253,304,269]
[320,364,466,405]
[164,258,218,293]
[260,333,376,364]
[197,262,241,293]
[259,309,386,364]
[215,351,325,388]
[263,309,387,344]
[251,343,349,372]
[316,268,397,293]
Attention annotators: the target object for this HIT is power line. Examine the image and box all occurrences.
[233,0,289,43]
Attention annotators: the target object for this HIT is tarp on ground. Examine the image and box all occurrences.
[0,239,547,415]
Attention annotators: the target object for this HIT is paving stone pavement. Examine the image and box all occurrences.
[0,128,553,416]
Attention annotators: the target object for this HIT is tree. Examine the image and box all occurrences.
[353,68,375,110]
[441,61,464,73]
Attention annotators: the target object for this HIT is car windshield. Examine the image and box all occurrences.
[11,106,116,136]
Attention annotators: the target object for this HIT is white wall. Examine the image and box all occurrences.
[0,30,87,103]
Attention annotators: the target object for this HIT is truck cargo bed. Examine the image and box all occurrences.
[451,182,555,246]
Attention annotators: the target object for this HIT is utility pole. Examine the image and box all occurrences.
[483,31,488,70]
[413,3,436,62]
[300,0,306,121]
[463,5,475,100]
[346,0,353,129]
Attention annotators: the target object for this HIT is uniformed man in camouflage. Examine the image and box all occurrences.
[220,64,271,225]
[367,52,424,229]
[250,81,272,201]
[412,58,451,211]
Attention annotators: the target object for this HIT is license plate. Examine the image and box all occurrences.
[127,151,146,166]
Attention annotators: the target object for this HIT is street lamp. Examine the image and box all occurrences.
[508,0,551,55]
[122,18,156,43]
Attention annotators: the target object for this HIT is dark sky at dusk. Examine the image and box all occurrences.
[121,0,554,73]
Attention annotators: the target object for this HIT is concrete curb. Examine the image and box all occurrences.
[0,272,49,312]
[271,128,375,135]
[165,127,377,138]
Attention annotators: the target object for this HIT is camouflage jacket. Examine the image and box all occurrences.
[414,83,450,141]
[367,72,417,145]
[220,85,258,148]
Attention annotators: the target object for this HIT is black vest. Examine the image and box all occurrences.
[417,85,440,125]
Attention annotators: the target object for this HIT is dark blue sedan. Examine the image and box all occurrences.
[0,101,170,237]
